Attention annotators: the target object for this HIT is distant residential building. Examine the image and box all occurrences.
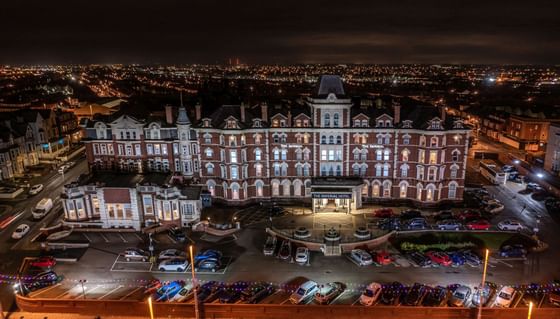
[545,123,560,175]
[83,75,470,209]
[61,173,202,230]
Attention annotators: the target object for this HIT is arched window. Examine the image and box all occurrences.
[282,180,291,196]
[430,136,438,147]
[400,164,409,177]
[384,136,390,144]
[231,183,240,200]
[255,180,264,197]
[426,185,435,201]
[382,181,391,197]
[255,148,262,161]
[324,113,330,126]
[336,136,342,144]
[361,119,368,127]
[383,149,390,161]
[362,184,369,197]
[376,150,382,160]
[329,136,334,144]
[448,182,457,199]
[273,149,280,160]
[207,180,216,196]
[353,164,360,176]
[321,135,327,144]
[206,163,214,175]
[293,180,302,196]
[271,180,280,196]
[419,136,426,147]
[399,182,408,198]
[383,164,390,177]
[416,183,423,200]
[450,164,459,179]
[205,148,213,158]
[452,150,460,162]
[401,149,410,161]
[333,113,340,127]
[375,164,382,176]
[255,163,263,176]
[336,165,342,176]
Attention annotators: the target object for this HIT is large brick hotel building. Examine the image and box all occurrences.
[82,75,470,212]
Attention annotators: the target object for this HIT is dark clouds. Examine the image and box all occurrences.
[0,0,559,64]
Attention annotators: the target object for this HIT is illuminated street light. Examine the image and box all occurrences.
[189,245,200,319]
[477,249,490,319]
[528,301,533,319]
[536,173,544,178]
[513,160,520,164]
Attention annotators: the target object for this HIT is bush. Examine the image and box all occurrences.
[400,241,476,252]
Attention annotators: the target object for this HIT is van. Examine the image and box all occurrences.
[32,198,53,219]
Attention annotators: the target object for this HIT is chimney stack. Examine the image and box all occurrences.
[393,101,401,124]
[195,103,201,121]
[440,106,446,122]
[260,102,268,122]
[165,105,174,124]
[240,103,246,123]
[287,110,292,126]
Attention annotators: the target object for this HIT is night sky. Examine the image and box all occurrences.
[1,0,559,65]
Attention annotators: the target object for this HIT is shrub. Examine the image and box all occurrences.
[400,241,476,252]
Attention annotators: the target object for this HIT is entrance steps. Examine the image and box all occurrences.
[321,244,342,256]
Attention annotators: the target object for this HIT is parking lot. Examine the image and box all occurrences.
[110,255,233,275]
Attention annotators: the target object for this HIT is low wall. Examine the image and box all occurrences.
[0,187,23,199]
[15,294,560,319]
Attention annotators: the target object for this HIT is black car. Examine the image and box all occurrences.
[402,283,427,306]
[400,209,422,220]
[218,281,249,303]
[195,257,222,272]
[422,286,448,307]
[378,217,401,231]
[168,226,186,242]
[407,252,432,267]
[380,282,404,305]
[197,281,222,303]
[25,270,60,291]
[241,282,275,304]
[434,210,454,221]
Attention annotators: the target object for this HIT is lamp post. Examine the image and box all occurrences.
[477,249,489,319]
[189,245,200,319]
[79,279,87,299]
[147,296,154,319]
[527,301,533,319]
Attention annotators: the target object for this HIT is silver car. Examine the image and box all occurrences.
[158,258,188,272]
[448,285,472,307]
[123,248,148,262]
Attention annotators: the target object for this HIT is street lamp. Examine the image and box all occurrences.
[79,279,87,299]
[477,249,490,319]
[189,245,200,319]
[527,301,533,319]
[147,296,154,319]
[536,173,544,179]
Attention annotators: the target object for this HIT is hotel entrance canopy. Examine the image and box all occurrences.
[310,177,363,213]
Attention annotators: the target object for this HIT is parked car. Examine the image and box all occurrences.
[360,282,383,306]
[218,281,249,303]
[499,244,527,258]
[380,282,404,305]
[295,247,309,264]
[447,251,466,267]
[26,271,60,290]
[373,208,394,218]
[407,252,432,267]
[289,280,318,304]
[194,249,222,263]
[168,226,186,242]
[512,175,525,183]
[263,236,277,256]
[158,249,186,260]
[158,258,188,272]
[548,292,560,307]
[378,217,401,231]
[463,251,481,266]
[497,219,524,231]
[457,210,481,221]
[422,286,448,307]
[485,203,505,214]
[240,282,274,304]
[448,285,472,307]
[526,182,542,192]
[472,282,496,307]
[426,251,452,267]
[314,282,344,304]
[28,184,44,195]
[494,286,517,308]
[196,281,221,303]
[434,210,454,222]
[350,249,373,266]
[144,280,162,295]
[436,219,462,231]
[12,224,30,240]
[154,281,185,301]
[30,256,56,268]
[400,209,422,220]
[278,240,292,260]
[195,258,221,272]
[123,248,148,262]
[521,285,543,307]
[466,219,491,230]
[404,218,428,230]
[372,250,392,265]
[502,165,515,172]
[169,285,193,302]
[402,283,427,306]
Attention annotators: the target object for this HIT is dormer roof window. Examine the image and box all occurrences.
[402,120,413,128]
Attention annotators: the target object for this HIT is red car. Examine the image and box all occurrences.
[373,250,393,265]
[30,256,56,268]
[373,208,394,218]
[466,219,491,230]
[457,210,481,221]
[425,251,452,266]
[144,280,162,295]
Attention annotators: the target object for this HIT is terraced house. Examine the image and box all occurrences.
[83,75,470,212]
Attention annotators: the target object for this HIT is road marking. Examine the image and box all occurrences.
[99,285,124,300]
[133,233,144,242]
[120,287,142,300]
[167,234,177,244]
[29,283,61,298]
[117,232,127,243]
[82,233,92,242]
[100,233,109,243]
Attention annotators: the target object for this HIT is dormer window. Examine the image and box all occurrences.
[203,119,211,127]
[303,120,309,127]
[453,120,464,129]
[354,120,361,127]
[227,119,237,129]
[430,120,441,129]
[295,119,302,127]
[272,119,279,127]
[385,120,392,127]
[402,120,413,128]
[280,120,286,127]
[377,120,384,127]
[361,120,368,127]
[253,119,261,128]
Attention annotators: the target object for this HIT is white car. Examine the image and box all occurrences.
[12,224,30,239]
[169,285,193,302]
[28,184,44,195]
[485,203,505,214]
[350,249,373,266]
[158,249,186,260]
[494,286,516,308]
[295,247,309,264]
[360,282,383,306]
[497,220,524,231]
[158,258,188,272]
[289,280,318,304]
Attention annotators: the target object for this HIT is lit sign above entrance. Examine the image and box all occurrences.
[312,193,352,199]
[362,144,384,149]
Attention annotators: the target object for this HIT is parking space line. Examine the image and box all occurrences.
[351,297,361,306]
[133,233,144,242]
[82,233,92,242]
[117,232,127,243]
[80,285,103,298]
[120,287,142,300]
[100,233,109,243]
[167,235,177,244]
[29,283,61,298]
[99,286,123,300]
